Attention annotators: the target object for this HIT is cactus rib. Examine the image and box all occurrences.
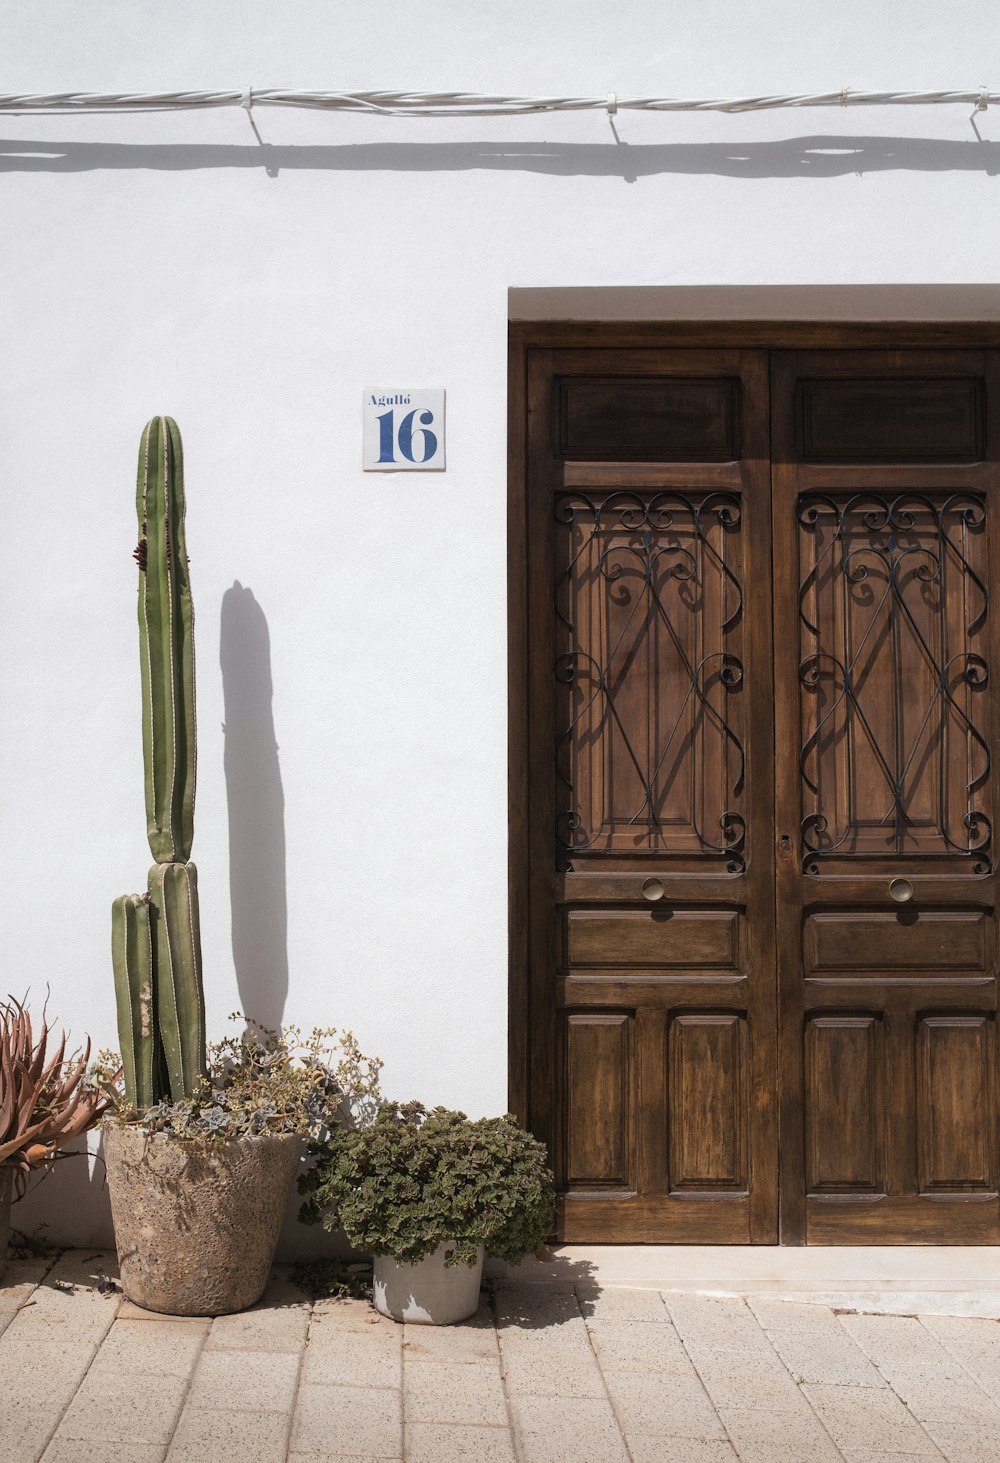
[137,416,196,865]
[111,893,158,1110]
[148,862,207,1102]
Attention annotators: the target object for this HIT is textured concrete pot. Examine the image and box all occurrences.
[373,1243,485,1325]
[103,1125,302,1315]
[0,1167,11,1280]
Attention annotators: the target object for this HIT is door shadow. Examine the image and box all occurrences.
[220,582,288,1030]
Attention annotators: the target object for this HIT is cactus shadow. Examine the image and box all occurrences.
[220,583,289,1031]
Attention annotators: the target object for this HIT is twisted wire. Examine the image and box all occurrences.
[0,87,994,118]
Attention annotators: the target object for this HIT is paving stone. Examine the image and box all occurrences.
[0,1257,52,1335]
[766,1323,887,1387]
[310,1308,401,1350]
[402,1313,498,1367]
[51,1366,190,1444]
[291,1382,403,1457]
[7,1252,122,1345]
[925,1342,1000,1405]
[586,1317,694,1374]
[305,1327,402,1388]
[405,1422,516,1461]
[883,1367,1000,1425]
[84,1317,208,1378]
[499,1344,607,1397]
[166,1407,291,1462]
[665,1295,776,1353]
[687,1342,812,1411]
[603,1369,728,1439]
[116,1302,210,1324]
[840,1455,944,1463]
[575,1286,670,1323]
[509,1394,630,1463]
[841,1313,949,1370]
[186,1348,300,1412]
[492,1282,582,1331]
[717,1404,844,1462]
[404,1360,507,1426]
[747,1299,846,1334]
[0,1253,56,1289]
[918,1418,1000,1462]
[203,1295,310,1353]
[804,1382,939,1454]
[41,1443,167,1463]
[496,1319,595,1360]
[921,1316,1000,1347]
[289,1456,391,1463]
[310,1295,386,1334]
[626,1440,738,1463]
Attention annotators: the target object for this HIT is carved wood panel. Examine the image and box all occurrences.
[554,490,746,871]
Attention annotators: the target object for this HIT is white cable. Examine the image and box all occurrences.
[0,87,996,118]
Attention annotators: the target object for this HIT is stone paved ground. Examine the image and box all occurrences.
[4,1251,1000,1462]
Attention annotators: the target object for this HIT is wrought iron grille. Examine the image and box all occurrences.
[554,490,745,872]
[797,492,991,874]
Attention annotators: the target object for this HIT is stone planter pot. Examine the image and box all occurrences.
[103,1125,302,1316]
[373,1243,485,1325]
[0,1167,11,1281]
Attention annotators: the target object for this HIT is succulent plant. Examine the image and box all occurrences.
[0,996,112,1197]
[112,418,207,1110]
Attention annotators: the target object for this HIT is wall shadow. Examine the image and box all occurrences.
[11,1135,114,1249]
[220,582,288,1030]
[0,134,997,180]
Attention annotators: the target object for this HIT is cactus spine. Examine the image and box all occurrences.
[112,417,207,1109]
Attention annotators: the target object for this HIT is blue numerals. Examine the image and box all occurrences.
[376,408,439,464]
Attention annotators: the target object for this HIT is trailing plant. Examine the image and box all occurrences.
[298,1102,555,1268]
[0,996,112,1197]
[111,415,206,1110]
[97,1015,382,1143]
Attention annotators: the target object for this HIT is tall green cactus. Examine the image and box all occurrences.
[112,417,207,1109]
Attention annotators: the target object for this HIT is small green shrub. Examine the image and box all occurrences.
[298,1101,555,1268]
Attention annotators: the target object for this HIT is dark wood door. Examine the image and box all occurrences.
[522,348,779,1242]
[516,337,1000,1245]
[773,349,1000,1243]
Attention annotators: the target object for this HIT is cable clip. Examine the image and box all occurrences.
[839,87,850,106]
[976,85,989,112]
[241,86,253,112]
[606,91,618,116]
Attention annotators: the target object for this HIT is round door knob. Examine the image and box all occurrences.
[641,877,665,902]
[889,877,914,904]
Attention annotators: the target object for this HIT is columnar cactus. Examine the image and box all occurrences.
[112,417,207,1109]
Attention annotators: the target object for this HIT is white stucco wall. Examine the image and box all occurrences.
[3,0,999,1245]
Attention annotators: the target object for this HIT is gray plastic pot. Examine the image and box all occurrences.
[373,1243,485,1325]
[103,1125,302,1316]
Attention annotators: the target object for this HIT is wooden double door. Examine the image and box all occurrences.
[513,336,1000,1243]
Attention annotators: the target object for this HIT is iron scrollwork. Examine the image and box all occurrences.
[554,490,746,873]
[798,492,991,874]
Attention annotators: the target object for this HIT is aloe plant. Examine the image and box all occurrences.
[112,417,207,1109]
[0,997,112,1196]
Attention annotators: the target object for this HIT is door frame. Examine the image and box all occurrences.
[507,316,1000,1174]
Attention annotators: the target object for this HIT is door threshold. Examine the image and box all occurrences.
[494,1245,1000,1318]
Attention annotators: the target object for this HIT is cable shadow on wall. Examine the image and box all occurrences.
[220,581,288,1030]
[0,134,997,180]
